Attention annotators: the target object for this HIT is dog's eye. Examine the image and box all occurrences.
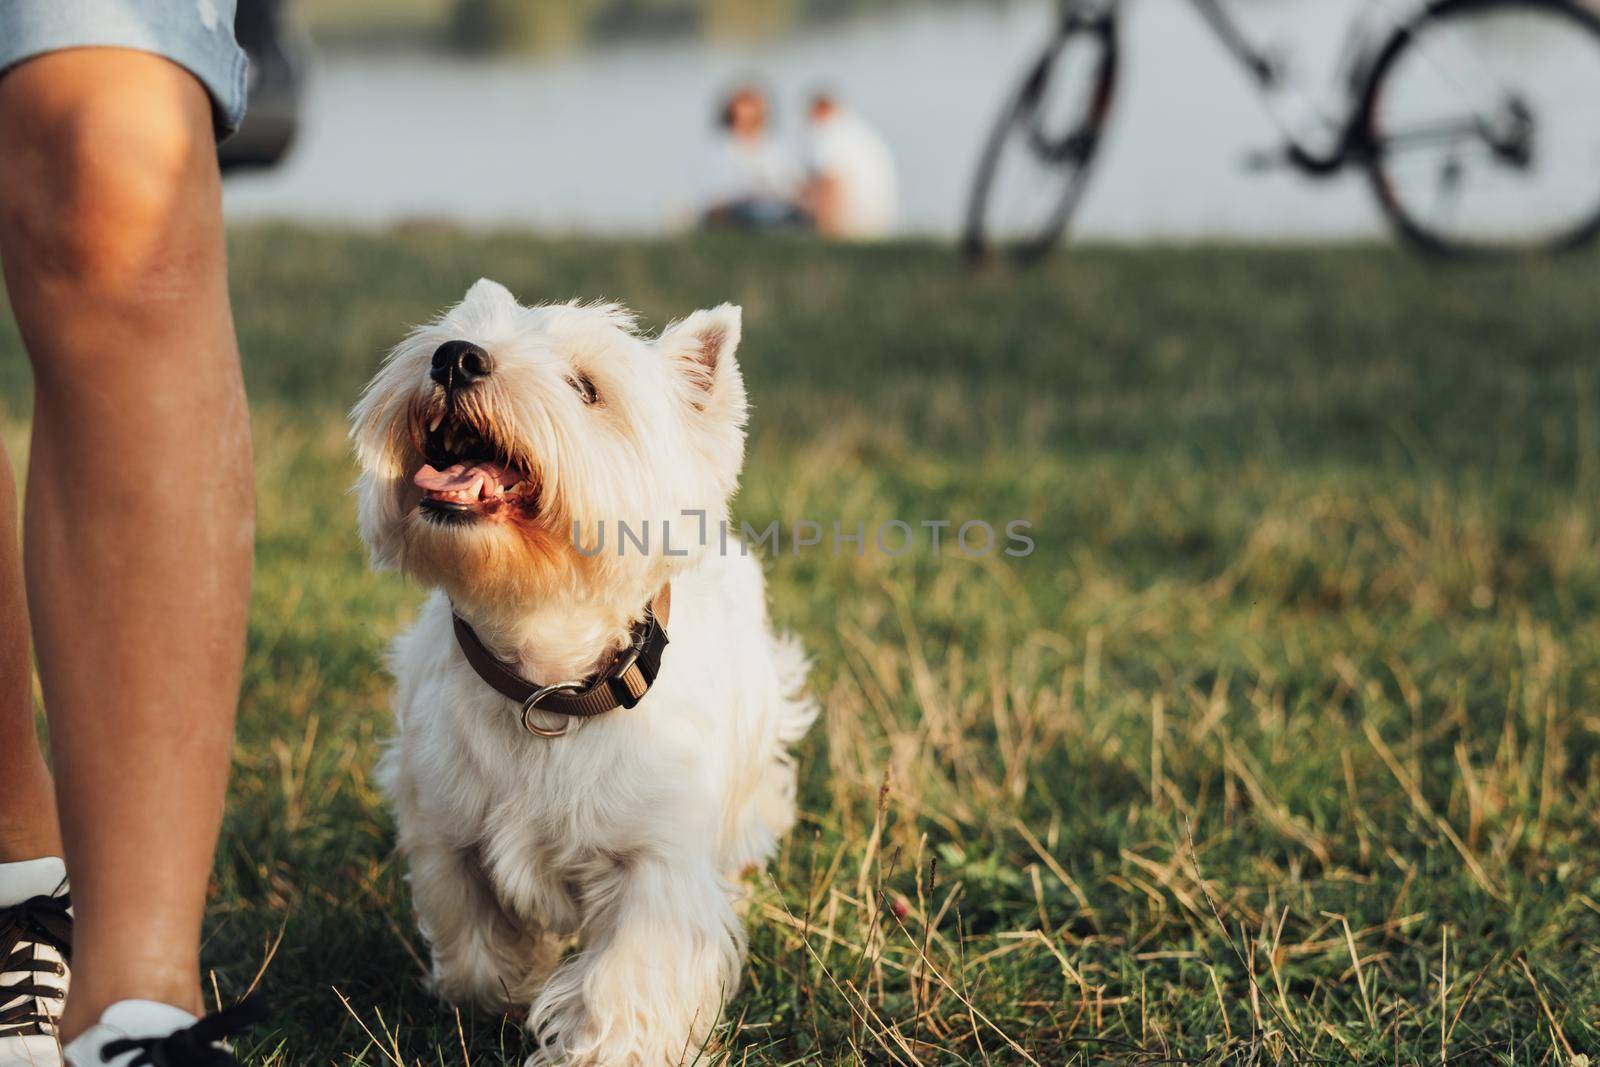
[566,373,599,405]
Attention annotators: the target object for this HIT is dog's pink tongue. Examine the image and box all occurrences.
[415,462,518,502]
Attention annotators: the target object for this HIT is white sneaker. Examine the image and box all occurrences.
[0,857,71,1067]
[62,997,265,1067]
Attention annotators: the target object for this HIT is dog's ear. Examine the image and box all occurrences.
[348,367,416,571]
[349,433,409,571]
[464,277,516,307]
[658,304,746,427]
[354,470,408,571]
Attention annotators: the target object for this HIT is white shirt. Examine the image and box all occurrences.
[700,135,798,209]
[803,109,898,238]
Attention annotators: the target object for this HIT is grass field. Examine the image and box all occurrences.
[4,230,1600,1064]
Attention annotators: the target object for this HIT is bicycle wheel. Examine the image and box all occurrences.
[962,7,1119,266]
[1359,0,1600,255]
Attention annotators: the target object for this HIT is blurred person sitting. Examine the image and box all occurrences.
[699,81,809,231]
[799,92,897,240]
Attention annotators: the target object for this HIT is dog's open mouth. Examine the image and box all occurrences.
[412,408,538,523]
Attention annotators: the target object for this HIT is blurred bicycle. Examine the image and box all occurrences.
[963,0,1600,261]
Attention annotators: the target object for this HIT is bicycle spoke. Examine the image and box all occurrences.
[1375,116,1490,154]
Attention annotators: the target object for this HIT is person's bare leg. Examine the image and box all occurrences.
[0,449,61,865]
[0,50,253,1038]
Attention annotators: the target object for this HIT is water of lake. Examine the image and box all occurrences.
[220,1,1430,239]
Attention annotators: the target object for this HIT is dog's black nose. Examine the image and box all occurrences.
[430,340,494,389]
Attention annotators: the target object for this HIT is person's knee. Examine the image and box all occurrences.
[0,54,221,301]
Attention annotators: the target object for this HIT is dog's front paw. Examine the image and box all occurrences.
[522,970,639,1067]
[523,929,735,1067]
[521,1022,694,1067]
[425,907,561,1013]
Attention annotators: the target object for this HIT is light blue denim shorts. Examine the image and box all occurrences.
[0,0,249,138]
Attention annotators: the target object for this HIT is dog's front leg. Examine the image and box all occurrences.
[524,855,743,1066]
[407,839,559,1012]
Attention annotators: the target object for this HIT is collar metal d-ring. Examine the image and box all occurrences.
[520,681,587,737]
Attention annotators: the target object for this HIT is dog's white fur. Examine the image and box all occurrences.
[350,280,815,1065]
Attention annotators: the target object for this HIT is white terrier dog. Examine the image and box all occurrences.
[349,279,815,1065]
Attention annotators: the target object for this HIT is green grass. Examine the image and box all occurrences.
[4,230,1600,1064]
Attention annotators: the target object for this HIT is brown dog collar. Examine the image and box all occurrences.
[452,585,671,737]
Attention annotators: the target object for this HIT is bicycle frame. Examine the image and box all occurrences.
[1128,0,1435,175]
[1187,0,1280,86]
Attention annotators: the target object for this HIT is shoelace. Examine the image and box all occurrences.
[0,892,72,1037]
[100,995,269,1067]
